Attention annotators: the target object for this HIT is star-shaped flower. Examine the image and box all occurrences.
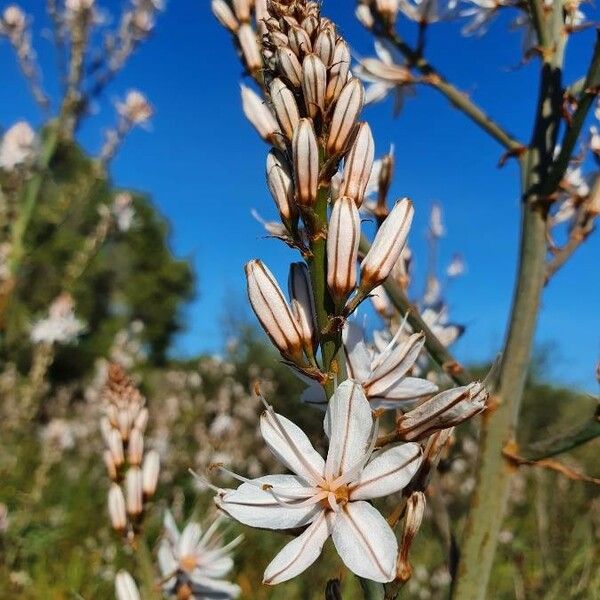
[215,380,423,584]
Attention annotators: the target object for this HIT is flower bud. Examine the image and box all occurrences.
[301,54,327,119]
[245,259,304,359]
[360,198,413,291]
[125,467,143,516]
[134,406,148,432]
[288,262,317,350]
[355,4,374,28]
[108,484,127,531]
[376,0,400,20]
[378,148,395,203]
[397,491,426,582]
[288,25,312,57]
[211,0,239,32]
[396,382,488,441]
[117,408,132,441]
[327,196,360,301]
[314,26,336,66]
[142,450,160,497]
[103,449,118,480]
[429,203,444,238]
[127,427,144,466]
[108,428,125,466]
[327,78,364,155]
[339,122,374,206]
[270,78,300,140]
[370,285,393,318]
[231,0,251,22]
[240,84,280,143]
[277,47,303,88]
[266,149,297,223]
[115,570,141,600]
[292,118,319,207]
[326,40,350,104]
[302,16,319,37]
[238,23,262,73]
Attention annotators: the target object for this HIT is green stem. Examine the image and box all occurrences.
[453,22,567,598]
[135,537,162,600]
[359,576,385,600]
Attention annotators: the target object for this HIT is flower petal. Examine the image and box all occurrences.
[324,380,373,479]
[178,522,202,558]
[263,510,330,585]
[260,411,325,483]
[342,321,372,382]
[163,509,180,545]
[188,574,241,598]
[215,475,320,530]
[157,542,178,590]
[350,443,423,500]
[331,501,397,582]
[371,377,439,404]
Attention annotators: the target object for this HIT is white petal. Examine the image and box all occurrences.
[189,574,241,598]
[366,333,425,395]
[372,377,438,403]
[350,443,423,500]
[365,81,393,105]
[216,475,320,530]
[324,380,373,478]
[163,509,180,545]
[178,522,202,557]
[331,501,397,583]
[342,321,372,383]
[157,542,177,589]
[260,411,325,483]
[263,511,330,584]
[197,555,233,579]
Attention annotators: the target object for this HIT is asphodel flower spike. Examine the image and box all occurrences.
[339,122,375,207]
[327,78,365,155]
[360,198,414,292]
[289,262,318,354]
[245,259,304,361]
[292,118,319,207]
[215,381,423,584]
[327,196,361,302]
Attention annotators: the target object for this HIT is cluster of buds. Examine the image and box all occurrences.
[0,121,38,172]
[100,364,160,537]
[211,0,267,76]
[224,1,417,385]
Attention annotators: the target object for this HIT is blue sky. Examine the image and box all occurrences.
[1,1,599,391]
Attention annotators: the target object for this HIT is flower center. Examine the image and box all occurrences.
[179,554,197,573]
[318,482,350,509]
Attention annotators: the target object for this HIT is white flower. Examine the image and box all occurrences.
[112,192,135,232]
[115,570,141,600]
[158,510,242,599]
[356,41,414,115]
[421,304,463,347]
[302,321,438,408]
[460,0,503,36]
[0,121,37,170]
[216,380,423,584]
[30,294,86,345]
[446,254,466,277]
[399,0,457,24]
[117,90,153,124]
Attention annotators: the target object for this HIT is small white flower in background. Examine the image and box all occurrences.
[65,0,94,14]
[460,0,505,36]
[30,293,86,345]
[115,570,141,600]
[0,121,38,171]
[112,192,135,232]
[0,4,26,34]
[399,0,457,24]
[421,304,464,347]
[446,253,466,277]
[40,418,76,451]
[117,90,153,125]
[216,380,423,584]
[251,209,288,237]
[423,275,441,306]
[589,126,600,158]
[429,202,445,238]
[158,510,242,599]
[356,40,414,113]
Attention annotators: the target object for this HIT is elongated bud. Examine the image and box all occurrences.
[288,262,317,351]
[103,449,118,480]
[327,78,364,155]
[108,428,125,467]
[326,40,350,104]
[117,409,132,441]
[302,15,319,37]
[277,47,303,88]
[339,122,374,206]
[292,118,319,207]
[397,491,426,582]
[238,23,262,73]
[245,259,304,359]
[211,0,239,32]
[115,571,141,600]
[270,78,300,140]
[241,84,280,143]
[288,25,312,56]
[142,450,160,497]
[125,467,143,516]
[378,148,394,204]
[266,149,297,223]
[355,4,374,28]
[134,407,148,432]
[327,196,360,301]
[301,54,327,119]
[360,198,413,291]
[376,0,400,21]
[127,428,144,466]
[370,285,393,318]
[108,484,127,531]
[231,0,251,22]
[396,382,488,441]
[429,203,444,238]
[314,26,336,66]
